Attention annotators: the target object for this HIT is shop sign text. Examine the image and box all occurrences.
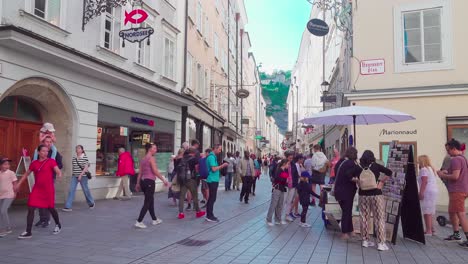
[131,117,155,127]
[379,129,417,136]
[360,59,385,75]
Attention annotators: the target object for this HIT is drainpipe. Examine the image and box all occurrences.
[180,0,189,144]
[240,29,243,135]
[227,0,231,124]
[235,13,239,133]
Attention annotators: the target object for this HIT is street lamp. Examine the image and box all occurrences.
[321,81,329,152]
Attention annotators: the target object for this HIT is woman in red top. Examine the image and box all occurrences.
[15,145,62,239]
[115,147,135,200]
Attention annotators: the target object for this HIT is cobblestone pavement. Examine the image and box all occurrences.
[1,177,468,264]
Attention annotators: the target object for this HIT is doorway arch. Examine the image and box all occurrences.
[0,77,78,201]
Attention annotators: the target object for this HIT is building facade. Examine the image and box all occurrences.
[0,0,189,201]
[346,0,468,210]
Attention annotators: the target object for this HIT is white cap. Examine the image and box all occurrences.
[40,122,56,132]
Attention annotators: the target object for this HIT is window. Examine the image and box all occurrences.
[163,37,176,80]
[33,0,61,26]
[103,6,122,53]
[214,33,219,59]
[403,9,441,63]
[187,53,194,89]
[394,0,452,72]
[137,19,153,68]
[197,63,204,98]
[205,69,210,100]
[196,1,203,34]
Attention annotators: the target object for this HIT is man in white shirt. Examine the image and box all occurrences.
[310,145,329,206]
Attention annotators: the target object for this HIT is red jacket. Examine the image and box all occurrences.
[116,152,135,176]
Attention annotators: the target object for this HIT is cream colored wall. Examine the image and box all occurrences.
[353,95,468,209]
[352,0,468,90]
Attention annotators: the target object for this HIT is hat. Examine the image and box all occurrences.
[301,171,311,178]
[40,122,56,132]
[0,157,12,165]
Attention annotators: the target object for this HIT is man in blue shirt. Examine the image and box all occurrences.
[205,144,229,222]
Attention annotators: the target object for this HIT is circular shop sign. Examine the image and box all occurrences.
[307,18,329,36]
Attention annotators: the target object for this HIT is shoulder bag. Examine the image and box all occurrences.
[75,157,92,179]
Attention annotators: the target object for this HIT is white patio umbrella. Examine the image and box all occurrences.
[299,105,415,145]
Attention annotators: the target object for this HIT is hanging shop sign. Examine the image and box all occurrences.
[124,9,148,25]
[241,118,250,125]
[131,117,155,127]
[307,18,329,36]
[320,95,337,103]
[119,27,154,47]
[255,135,263,140]
[360,59,385,75]
[281,141,287,150]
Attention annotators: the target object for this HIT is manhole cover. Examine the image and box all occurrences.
[176,238,212,246]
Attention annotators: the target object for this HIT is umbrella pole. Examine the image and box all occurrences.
[353,115,356,146]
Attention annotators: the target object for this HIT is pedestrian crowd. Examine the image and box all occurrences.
[0,122,467,252]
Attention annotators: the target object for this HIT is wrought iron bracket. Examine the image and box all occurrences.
[82,0,129,31]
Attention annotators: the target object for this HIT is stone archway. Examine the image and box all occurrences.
[0,77,78,202]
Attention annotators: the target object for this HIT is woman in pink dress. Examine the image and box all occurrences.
[15,144,62,239]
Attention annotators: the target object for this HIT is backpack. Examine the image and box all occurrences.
[359,163,377,190]
[263,160,268,166]
[198,157,208,179]
[176,157,194,185]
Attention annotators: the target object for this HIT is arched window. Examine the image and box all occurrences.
[0,96,42,122]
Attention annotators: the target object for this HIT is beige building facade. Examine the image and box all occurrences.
[346,0,468,209]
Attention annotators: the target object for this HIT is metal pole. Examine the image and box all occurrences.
[295,85,299,152]
[227,0,231,124]
[322,1,326,154]
[235,13,239,132]
[240,30,244,135]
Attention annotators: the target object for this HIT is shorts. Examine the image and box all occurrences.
[448,192,468,213]
[201,179,209,191]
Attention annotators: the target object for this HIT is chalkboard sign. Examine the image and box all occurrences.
[382,141,425,244]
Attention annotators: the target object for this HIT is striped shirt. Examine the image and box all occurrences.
[72,154,89,176]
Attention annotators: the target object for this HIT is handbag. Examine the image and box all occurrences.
[75,157,92,179]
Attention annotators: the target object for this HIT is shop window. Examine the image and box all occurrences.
[379,141,417,166]
[0,96,41,122]
[96,124,174,176]
[447,125,468,160]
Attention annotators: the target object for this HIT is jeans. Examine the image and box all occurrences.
[65,176,95,209]
[0,198,14,229]
[301,204,309,223]
[115,175,132,198]
[240,176,254,202]
[138,179,157,222]
[282,187,296,218]
[179,179,200,213]
[225,172,233,190]
[206,182,219,219]
[266,189,284,223]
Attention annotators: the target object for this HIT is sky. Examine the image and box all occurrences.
[244,0,312,74]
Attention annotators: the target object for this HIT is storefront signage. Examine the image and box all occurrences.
[119,27,154,47]
[131,117,155,127]
[124,9,148,25]
[320,95,337,103]
[241,118,249,125]
[255,135,263,140]
[360,59,385,75]
[307,18,329,36]
[379,129,417,136]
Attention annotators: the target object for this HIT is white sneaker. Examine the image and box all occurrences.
[281,220,288,225]
[134,221,147,229]
[362,240,375,248]
[286,215,294,222]
[62,208,72,212]
[266,221,274,227]
[53,225,61,235]
[300,223,311,228]
[377,243,389,251]
[152,219,163,225]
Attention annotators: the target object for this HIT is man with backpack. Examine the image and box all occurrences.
[437,139,468,248]
[177,148,205,220]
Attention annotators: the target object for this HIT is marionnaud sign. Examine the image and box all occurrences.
[307,18,329,36]
[360,59,385,75]
[119,27,154,44]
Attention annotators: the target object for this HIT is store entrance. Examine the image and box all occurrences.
[0,96,43,199]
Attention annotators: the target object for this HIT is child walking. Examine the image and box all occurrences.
[0,157,17,237]
[297,171,320,227]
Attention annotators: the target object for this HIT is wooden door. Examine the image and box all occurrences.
[0,120,14,164]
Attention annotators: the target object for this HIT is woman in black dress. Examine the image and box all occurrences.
[333,147,360,240]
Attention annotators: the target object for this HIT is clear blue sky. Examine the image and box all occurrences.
[245,0,311,73]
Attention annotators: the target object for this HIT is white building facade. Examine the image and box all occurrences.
[0,0,190,202]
